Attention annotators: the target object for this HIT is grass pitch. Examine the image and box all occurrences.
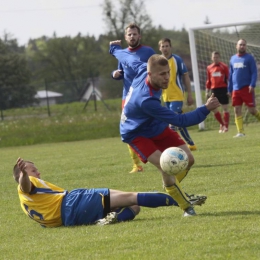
[1,123,260,260]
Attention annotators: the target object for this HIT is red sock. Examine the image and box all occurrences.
[214,111,224,125]
[224,112,230,128]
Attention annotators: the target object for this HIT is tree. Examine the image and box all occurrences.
[102,0,154,40]
[27,35,103,101]
[0,35,35,110]
[204,16,211,25]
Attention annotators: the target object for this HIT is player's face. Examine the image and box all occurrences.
[159,42,172,58]
[125,28,141,48]
[25,163,41,179]
[236,40,247,54]
[212,54,220,64]
[149,64,170,89]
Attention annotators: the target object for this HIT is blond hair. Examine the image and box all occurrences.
[147,54,168,73]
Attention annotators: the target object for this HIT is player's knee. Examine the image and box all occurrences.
[186,153,195,167]
[131,205,141,216]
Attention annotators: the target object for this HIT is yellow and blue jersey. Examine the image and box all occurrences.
[162,54,188,102]
[18,176,67,227]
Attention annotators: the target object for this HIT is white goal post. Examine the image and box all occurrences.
[189,20,260,130]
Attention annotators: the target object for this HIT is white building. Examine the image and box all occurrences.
[80,80,102,102]
[35,90,63,106]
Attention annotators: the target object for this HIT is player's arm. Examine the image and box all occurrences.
[142,94,219,127]
[224,64,229,84]
[249,56,258,89]
[109,43,146,75]
[17,157,32,193]
[205,68,211,99]
[182,73,194,106]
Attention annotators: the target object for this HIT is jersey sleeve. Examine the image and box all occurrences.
[110,45,147,76]
[228,60,234,93]
[249,56,257,87]
[206,67,211,89]
[141,98,209,127]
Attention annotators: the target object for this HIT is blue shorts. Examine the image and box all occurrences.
[61,188,110,226]
[165,101,183,114]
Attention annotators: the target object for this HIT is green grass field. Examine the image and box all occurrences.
[1,123,260,260]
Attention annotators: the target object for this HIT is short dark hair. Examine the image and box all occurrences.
[212,51,220,56]
[158,38,172,48]
[125,23,141,34]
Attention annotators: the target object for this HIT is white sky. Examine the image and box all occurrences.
[1,0,260,45]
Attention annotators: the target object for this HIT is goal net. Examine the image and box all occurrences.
[189,20,260,130]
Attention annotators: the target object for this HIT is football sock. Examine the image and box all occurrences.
[223,112,230,127]
[175,169,189,183]
[128,145,141,166]
[214,111,224,125]
[137,192,178,207]
[115,207,136,222]
[235,116,244,134]
[164,179,190,210]
[254,111,260,121]
[179,127,195,146]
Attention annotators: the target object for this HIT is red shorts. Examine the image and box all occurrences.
[129,127,185,163]
[232,86,255,107]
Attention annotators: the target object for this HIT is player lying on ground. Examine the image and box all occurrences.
[13,157,184,227]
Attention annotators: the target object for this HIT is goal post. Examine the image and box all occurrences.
[189,20,260,130]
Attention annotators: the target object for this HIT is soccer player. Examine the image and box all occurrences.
[158,38,197,151]
[228,39,260,138]
[14,157,179,227]
[111,23,155,173]
[109,40,220,216]
[206,51,230,133]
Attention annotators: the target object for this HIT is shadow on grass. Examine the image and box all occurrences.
[194,162,243,168]
[199,211,260,217]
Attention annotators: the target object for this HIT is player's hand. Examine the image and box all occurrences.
[205,90,211,99]
[113,70,122,78]
[249,86,254,93]
[16,157,27,174]
[205,93,220,111]
[109,40,121,46]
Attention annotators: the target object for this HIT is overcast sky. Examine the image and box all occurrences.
[1,0,260,45]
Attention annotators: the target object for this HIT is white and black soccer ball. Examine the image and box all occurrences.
[160,147,189,176]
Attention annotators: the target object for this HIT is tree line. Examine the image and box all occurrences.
[0,0,192,109]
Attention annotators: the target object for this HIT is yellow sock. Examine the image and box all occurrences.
[175,169,189,183]
[235,116,244,134]
[128,145,141,166]
[164,179,190,210]
[254,111,260,121]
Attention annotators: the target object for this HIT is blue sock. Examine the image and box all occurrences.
[179,127,194,146]
[115,207,136,222]
[137,192,178,207]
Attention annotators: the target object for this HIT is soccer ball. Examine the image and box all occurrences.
[160,147,189,176]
